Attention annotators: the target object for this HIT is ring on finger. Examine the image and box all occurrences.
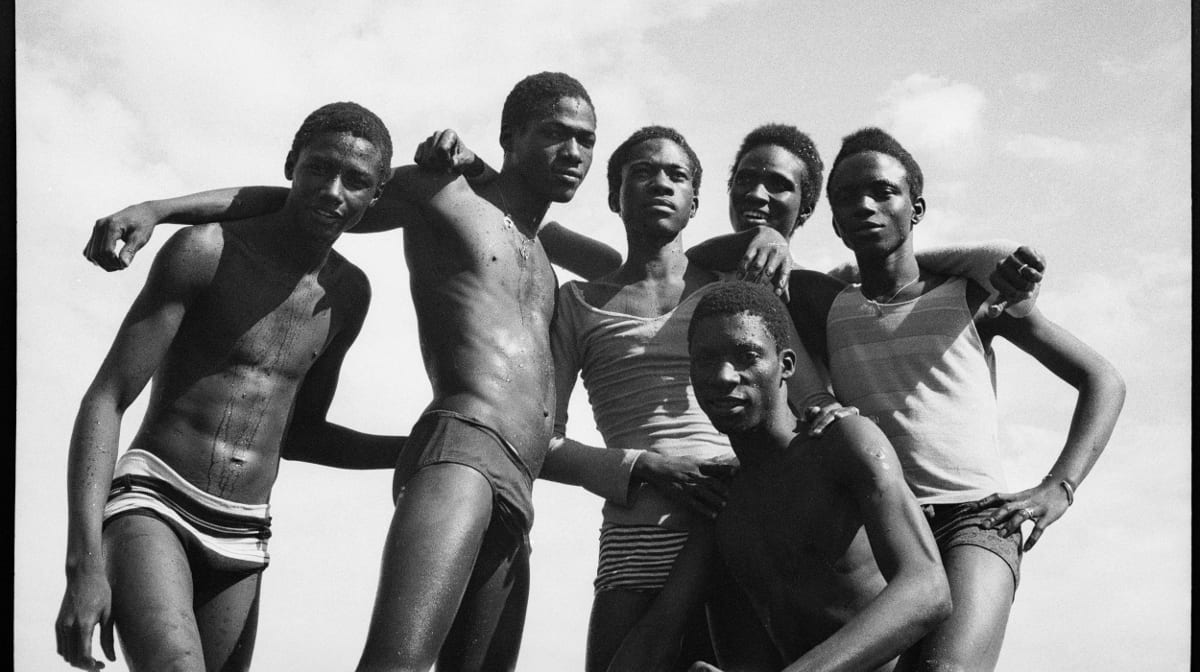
[1021,507,1037,522]
[1016,263,1029,276]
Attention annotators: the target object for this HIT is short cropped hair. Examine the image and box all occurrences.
[827,127,923,200]
[606,125,703,205]
[688,281,792,353]
[501,72,594,133]
[728,124,824,224]
[290,102,393,182]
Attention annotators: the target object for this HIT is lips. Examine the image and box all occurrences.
[646,199,676,212]
[703,397,746,413]
[553,170,583,185]
[312,207,343,221]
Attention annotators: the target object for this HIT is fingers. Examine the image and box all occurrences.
[85,219,125,272]
[1012,244,1047,273]
[737,245,788,294]
[803,404,859,436]
[413,130,461,172]
[101,615,116,662]
[1024,521,1045,552]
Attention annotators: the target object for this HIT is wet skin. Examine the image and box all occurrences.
[57,131,385,671]
[393,96,597,476]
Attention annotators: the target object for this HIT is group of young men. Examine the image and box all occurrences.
[56,71,1125,672]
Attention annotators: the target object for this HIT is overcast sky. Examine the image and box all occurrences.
[16,1,1191,670]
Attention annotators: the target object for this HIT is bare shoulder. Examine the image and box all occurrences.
[153,223,224,285]
[817,414,904,485]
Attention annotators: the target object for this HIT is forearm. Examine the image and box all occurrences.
[540,436,643,505]
[540,221,623,280]
[147,186,288,224]
[64,398,123,573]
[282,422,405,469]
[685,229,759,272]
[1045,362,1126,487]
[784,573,950,672]
[917,239,1037,312]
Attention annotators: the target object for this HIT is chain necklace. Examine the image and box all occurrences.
[864,275,920,316]
[497,189,531,259]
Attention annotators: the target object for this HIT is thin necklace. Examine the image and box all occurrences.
[497,188,532,259]
[865,275,920,316]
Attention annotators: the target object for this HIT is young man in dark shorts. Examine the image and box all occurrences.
[608,280,953,671]
[56,102,405,672]
[80,72,610,671]
[817,128,1125,670]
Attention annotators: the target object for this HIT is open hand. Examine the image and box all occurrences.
[736,226,793,301]
[635,452,736,519]
[967,477,1072,551]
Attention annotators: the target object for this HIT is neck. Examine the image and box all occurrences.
[265,211,338,273]
[495,170,550,237]
[620,228,688,281]
[856,242,921,299]
[727,402,798,467]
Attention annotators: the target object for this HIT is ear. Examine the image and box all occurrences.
[608,190,621,214]
[779,347,796,381]
[911,196,926,226]
[689,194,699,219]
[795,200,816,228]
[499,125,514,153]
[284,151,297,180]
[830,215,845,241]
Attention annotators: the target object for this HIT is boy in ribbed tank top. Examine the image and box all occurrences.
[819,127,1125,671]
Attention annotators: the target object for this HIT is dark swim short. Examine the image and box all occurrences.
[923,503,1023,591]
[394,410,535,538]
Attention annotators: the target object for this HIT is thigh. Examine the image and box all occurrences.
[707,561,780,672]
[194,569,263,672]
[916,545,1016,672]
[438,521,531,672]
[357,463,495,672]
[586,589,656,672]
[104,513,206,672]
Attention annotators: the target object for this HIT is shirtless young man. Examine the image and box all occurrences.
[608,280,952,672]
[81,72,606,672]
[56,102,404,672]
[817,127,1125,671]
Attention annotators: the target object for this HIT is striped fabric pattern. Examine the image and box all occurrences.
[594,523,690,594]
[104,449,272,570]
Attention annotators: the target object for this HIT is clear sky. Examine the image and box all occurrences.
[16,1,1191,670]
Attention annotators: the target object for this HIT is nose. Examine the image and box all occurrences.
[739,181,768,205]
[649,168,673,194]
[559,136,582,163]
[318,174,346,203]
[703,359,739,388]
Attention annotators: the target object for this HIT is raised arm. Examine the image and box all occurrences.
[85,187,289,271]
[915,241,1044,317]
[539,221,623,281]
[280,270,405,469]
[788,416,951,672]
[57,226,218,670]
[970,308,1126,551]
[686,226,794,297]
[410,129,623,280]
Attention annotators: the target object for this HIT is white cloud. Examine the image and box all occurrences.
[1011,70,1053,93]
[1001,132,1092,165]
[873,73,987,164]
